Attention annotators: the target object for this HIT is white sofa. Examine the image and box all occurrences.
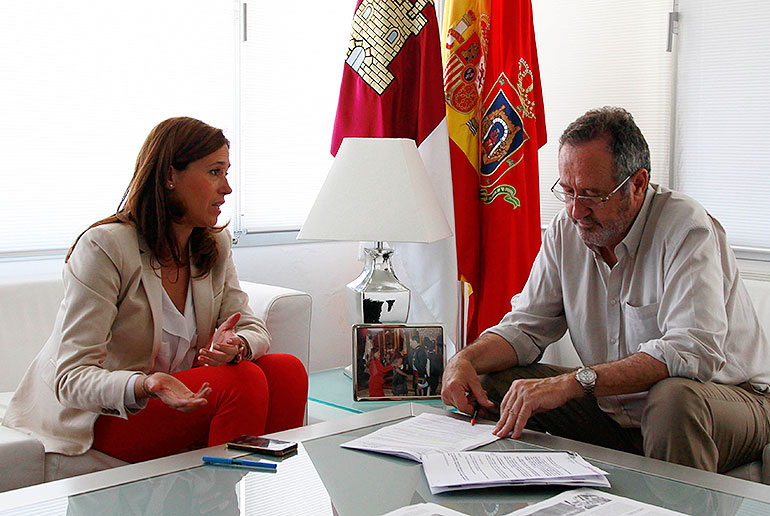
[0,276,311,493]
[542,278,770,484]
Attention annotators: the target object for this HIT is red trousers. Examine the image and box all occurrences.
[92,353,308,463]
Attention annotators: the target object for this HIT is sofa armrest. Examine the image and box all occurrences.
[0,425,45,492]
[239,281,312,373]
[0,276,64,393]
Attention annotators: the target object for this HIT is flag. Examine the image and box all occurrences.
[442,0,547,340]
[332,0,459,354]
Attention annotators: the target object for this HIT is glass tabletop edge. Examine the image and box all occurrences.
[0,404,421,512]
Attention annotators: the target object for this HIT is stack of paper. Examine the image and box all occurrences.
[341,413,611,495]
[341,413,500,461]
[505,488,688,515]
[421,451,610,494]
[380,489,688,516]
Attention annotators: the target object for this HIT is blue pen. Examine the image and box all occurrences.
[202,456,277,471]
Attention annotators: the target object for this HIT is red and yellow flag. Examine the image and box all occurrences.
[442,0,547,340]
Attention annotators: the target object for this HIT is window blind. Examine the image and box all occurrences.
[238,1,354,232]
[0,0,236,254]
[674,0,770,252]
[532,0,673,227]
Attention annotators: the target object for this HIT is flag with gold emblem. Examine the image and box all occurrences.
[332,0,459,353]
[442,0,547,340]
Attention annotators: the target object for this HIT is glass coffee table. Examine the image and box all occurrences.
[308,367,448,422]
[1,404,769,516]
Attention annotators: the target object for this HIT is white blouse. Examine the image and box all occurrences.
[155,280,198,374]
[125,280,198,409]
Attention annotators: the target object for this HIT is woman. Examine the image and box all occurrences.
[390,355,409,396]
[368,348,392,397]
[3,117,307,463]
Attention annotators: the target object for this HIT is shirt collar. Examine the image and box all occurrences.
[616,183,656,259]
[581,183,656,261]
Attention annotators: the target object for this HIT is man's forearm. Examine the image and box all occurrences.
[454,332,519,374]
[591,352,669,397]
[492,351,671,438]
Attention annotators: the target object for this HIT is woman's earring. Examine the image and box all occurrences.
[168,183,175,190]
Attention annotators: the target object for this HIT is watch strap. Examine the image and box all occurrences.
[229,335,252,364]
[576,367,597,398]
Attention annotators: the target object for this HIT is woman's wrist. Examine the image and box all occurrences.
[141,374,158,399]
[229,335,252,364]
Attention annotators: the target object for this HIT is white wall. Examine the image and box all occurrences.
[231,241,362,371]
[0,241,362,372]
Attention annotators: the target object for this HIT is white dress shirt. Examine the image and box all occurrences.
[125,280,198,409]
[485,184,770,427]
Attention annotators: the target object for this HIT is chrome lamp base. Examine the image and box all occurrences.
[346,243,410,324]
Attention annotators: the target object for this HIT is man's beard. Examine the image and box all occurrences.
[571,197,635,249]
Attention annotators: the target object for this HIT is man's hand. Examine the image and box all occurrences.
[442,333,520,418]
[441,356,495,416]
[493,374,579,438]
[144,373,211,412]
[493,353,670,438]
[198,313,241,367]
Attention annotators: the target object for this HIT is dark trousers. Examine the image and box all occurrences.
[481,363,770,473]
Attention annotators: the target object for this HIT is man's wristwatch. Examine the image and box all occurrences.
[575,366,597,398]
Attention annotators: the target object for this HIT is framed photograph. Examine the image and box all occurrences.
[352,323,445,401]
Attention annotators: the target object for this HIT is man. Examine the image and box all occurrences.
[409,334,429,396]
[426,335,444,396]
[442,107,770,473]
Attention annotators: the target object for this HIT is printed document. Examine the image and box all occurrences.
[380,502,471,516]
[341,413,499,462]
[422,451,610,494]
[503,488,687,515]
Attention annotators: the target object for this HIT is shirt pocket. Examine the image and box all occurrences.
[623,301,662,351]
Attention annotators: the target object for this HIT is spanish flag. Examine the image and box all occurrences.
[443,0,547,340]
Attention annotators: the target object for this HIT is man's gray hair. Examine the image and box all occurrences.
[559,107,651,186]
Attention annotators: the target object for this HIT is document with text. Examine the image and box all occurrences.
[340,413,500,462]
[422,451,610,494]
[503,488,687,515]
[380,502,472,516]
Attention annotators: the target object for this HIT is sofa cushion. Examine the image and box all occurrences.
[45,450,128,482]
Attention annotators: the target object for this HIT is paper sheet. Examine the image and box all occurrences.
[340,413,499,462]
[421,451,610,494]
[503,488,688,515]
[380,502,472,516]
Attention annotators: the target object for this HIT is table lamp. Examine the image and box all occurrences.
[297,137,452,325]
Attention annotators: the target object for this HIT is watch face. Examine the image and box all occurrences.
[577,368,597,384]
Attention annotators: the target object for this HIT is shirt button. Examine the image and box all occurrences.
[610,338,617,344]
[610,299,617,305]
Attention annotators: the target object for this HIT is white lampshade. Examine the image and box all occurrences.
[297,138,453,243]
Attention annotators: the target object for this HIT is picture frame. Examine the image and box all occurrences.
[352,323,445,401]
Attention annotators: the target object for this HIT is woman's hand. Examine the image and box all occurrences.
[197,313,242,367]
[143,373,211,412]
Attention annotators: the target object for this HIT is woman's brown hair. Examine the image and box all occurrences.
[66,117,230,276]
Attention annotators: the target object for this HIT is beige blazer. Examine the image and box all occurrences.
[2,223,270,456]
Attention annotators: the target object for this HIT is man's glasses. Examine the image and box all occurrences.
[550,173,633,208]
